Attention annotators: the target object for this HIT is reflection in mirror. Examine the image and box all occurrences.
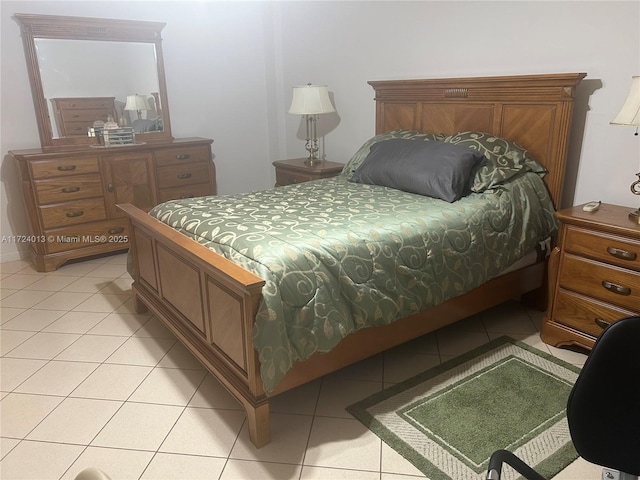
[35,39,162,138]
[14,13,173,148]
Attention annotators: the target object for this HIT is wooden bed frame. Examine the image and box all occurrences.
[119,73,585,448]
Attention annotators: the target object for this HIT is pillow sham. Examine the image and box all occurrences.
[443,131,546,192]
[349,139,484,202]
[342,130,445,178]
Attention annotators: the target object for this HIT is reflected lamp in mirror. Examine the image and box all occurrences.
[125,94,151,120]
[611,75,640,224]
[288,83,335,166]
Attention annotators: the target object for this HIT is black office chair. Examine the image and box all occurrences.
[486,316,640,480]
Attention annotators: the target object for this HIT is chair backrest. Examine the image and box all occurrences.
[566,316,640,476]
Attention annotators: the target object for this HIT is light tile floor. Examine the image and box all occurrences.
[0,253,604,479]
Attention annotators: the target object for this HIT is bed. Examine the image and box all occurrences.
[119,73,585,447]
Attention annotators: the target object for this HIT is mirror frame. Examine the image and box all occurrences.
[14,13,173,149]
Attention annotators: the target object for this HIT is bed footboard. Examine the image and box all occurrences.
[118,203,271,447]
[120,202,548,448]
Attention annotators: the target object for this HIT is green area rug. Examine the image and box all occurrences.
[347,336,581,480]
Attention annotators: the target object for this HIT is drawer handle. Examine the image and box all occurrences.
[61,186,80,193]
[71,114,80,118]
[107,183,114,192]
[288,177,298,184]
[601,280,632,296]
[72,127,83,131]
[595,317,612,329]
[57,165,76,171]
[177,173,192,179]
[607,246,637,261]
[108,227,125,234]
[66,210,84,218]
[176,154,191,160]
[180,194,195,199]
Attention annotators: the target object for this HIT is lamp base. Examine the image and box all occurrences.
[304,157,322,167]
[629,208,640,224]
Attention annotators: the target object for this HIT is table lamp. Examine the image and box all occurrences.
[611,75,640,223]
[288,84,335,166]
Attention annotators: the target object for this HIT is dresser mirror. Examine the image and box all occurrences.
[14,13,173,148]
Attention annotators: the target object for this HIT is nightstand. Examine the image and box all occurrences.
[272,158,344,186]
[542,203,640,350]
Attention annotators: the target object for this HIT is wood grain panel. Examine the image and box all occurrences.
[421,104,493,135]
[30,156,99,179]
[157,244,206,336]
[500,105,555,165]
[39,197,106,229]
[103,152,156,217]
[559,254,640,311]
[156,162,211,189]
[554,289,636,338]
[564,225,640,272]
[154,145,211,167]
[379,103,417,131]
[207,278,247,371]
[35,174,104,204]
[45,219,128,253]
[134,229,157,291]
[158,183,214,203]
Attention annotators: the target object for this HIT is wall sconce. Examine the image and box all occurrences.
[611,75,640,223]
[125,94,150,120]
[288,83,335,166]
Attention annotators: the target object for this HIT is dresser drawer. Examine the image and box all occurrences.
[564,225,640,272]
[35,174,103,204]
[156,162,211,189]
[158,183,214,203]
[30,156,100,179]
[45,220,130,254]
[275,170,314,186]
[39,198,107,229]
[154,146,210,166]
[559,253,640,311]
[553,289,637,338]
[60,108,112,123]
[55,99,114,110]
[62,122,92,136]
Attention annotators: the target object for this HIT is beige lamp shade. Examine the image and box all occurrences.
[124,94,150,112]
[288,84,335,115]
[611,76,640,126]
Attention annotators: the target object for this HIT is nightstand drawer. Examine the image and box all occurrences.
[158,183,214,203]
[564,225,640,272]
[154,146,210,166]
[553,289,637,338]
[30,156,100,179]
[559,253,640,311]
[156,162,211,189]
[35,174,103,204]
[39,198,107,229]
[275,170,314,186]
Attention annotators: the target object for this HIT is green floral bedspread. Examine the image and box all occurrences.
[150,172,557,393]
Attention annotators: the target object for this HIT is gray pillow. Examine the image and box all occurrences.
[349,139,484,202]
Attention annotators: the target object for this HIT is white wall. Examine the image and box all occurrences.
[2,1,639,263]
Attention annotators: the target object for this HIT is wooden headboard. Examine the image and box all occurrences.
[368,73,586,210]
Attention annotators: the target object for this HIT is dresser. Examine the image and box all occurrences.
[11,137,215,271]
[52,97,118,137]
[542,203,640,350]
[273,158,344,186]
